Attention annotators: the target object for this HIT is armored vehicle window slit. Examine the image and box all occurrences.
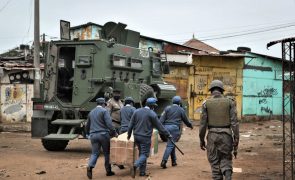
[130,58,143,69]
[112,54,127,67]
[152,58,162,76]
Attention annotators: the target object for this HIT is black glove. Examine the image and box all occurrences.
[233,148,238,159]
[110,130,118,138]
[233,138,239,148]
[114,132,118,138]
[189,124,193,130]
[200,140,206,151]
[127,134,131,140]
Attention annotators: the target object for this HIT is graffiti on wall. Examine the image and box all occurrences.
[197,77,207,91]
[1,85,33,122]
[258,98,267,104]
[257,87,278,97]
[261,107,273,114]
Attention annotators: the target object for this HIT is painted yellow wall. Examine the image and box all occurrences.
[188,56,244,120]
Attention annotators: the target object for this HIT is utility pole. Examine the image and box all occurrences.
[33,0,40,98]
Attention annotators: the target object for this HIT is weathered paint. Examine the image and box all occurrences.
[139,38,163,57]
[163,65,190,100]
[70,25,101,40]
[189,55,244,120]
[243,52,284,118]
[0,84,33,122]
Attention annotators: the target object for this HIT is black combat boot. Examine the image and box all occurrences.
[106,171,115,176]
[172,160,177,167]
[86,166,93,179]
[160,160,167,169]
[117,165,125,169]
[224,170,232,180]
[139,172,146,176]
[131,165,137,178]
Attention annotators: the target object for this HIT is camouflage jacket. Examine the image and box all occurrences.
[199,91,239,143]
[106,98,124,123]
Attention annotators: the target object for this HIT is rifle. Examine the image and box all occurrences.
[232,135,238,159]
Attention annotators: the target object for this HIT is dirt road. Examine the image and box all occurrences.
[0,120,282,180]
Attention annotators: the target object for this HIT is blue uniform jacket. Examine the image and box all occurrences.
[160,104,193,128]
[120,105,136,130]
[86,106,116,135]
[128,107,170,138]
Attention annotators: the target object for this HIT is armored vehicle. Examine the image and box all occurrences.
[31,21,176,151]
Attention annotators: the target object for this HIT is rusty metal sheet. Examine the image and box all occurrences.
[189,55,244,120]
[70,25,101,40]
[139,38,163,57]
[164,78,188,99]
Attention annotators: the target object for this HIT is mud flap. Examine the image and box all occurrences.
[31,110,54,138]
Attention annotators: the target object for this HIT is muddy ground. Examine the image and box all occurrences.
[0,120,283,180]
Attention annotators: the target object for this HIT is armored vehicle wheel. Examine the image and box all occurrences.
[41,115,70,151]
[41,139,69,151]
[140,84,154,102]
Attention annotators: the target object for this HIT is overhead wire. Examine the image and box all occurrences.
[200,23,295,41]
[22,0,33,44]
[0,0,13,13]
[171,23,295,44]
[154,19,295,38]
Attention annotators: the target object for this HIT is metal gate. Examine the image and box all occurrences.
[268,37,295,180]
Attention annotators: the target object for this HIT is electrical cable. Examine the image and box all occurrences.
[0,0,13,13]
[22,0,33,43]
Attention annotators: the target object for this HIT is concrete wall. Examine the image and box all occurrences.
[0,84,33,123]
[0,68,34,123]
[243,52,283,120]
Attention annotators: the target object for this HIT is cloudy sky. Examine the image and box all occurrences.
[0,0,295,57]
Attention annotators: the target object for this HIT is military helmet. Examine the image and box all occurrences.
[172,96,181,104]
[96,97,106,104]
[209,80,224,91]
[146,97,158,106]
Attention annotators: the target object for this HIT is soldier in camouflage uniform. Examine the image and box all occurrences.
[106,90,124,133]
[199,80,239,180]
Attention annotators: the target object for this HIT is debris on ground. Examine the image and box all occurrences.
[35,170,46,175]
[233,168,242,173]
[0,169,7,177]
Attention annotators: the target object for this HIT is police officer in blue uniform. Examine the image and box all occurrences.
[120,97,136,134]
[160,96,193,168]
[86,98,118,179]
[127,97,171,177]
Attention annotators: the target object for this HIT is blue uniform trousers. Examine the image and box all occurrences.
[88,132,111,172]
[162,124,180,161]
[134,136,151,174]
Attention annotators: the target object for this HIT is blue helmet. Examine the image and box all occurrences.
[124,97,134,105]
[146,97,158,106]
[96,97,106,104]
[172,96,181,104]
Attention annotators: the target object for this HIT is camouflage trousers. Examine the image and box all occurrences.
[206,131,233,180]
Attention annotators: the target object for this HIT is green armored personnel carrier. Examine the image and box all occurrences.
[31,21,176,151]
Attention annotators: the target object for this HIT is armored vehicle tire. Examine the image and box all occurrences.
[41,139,69,151]
[140,84,154,102]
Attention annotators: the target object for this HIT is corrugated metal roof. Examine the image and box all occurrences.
[183,38,219,53]
[192,52,247,58]
[0,61,44,70]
